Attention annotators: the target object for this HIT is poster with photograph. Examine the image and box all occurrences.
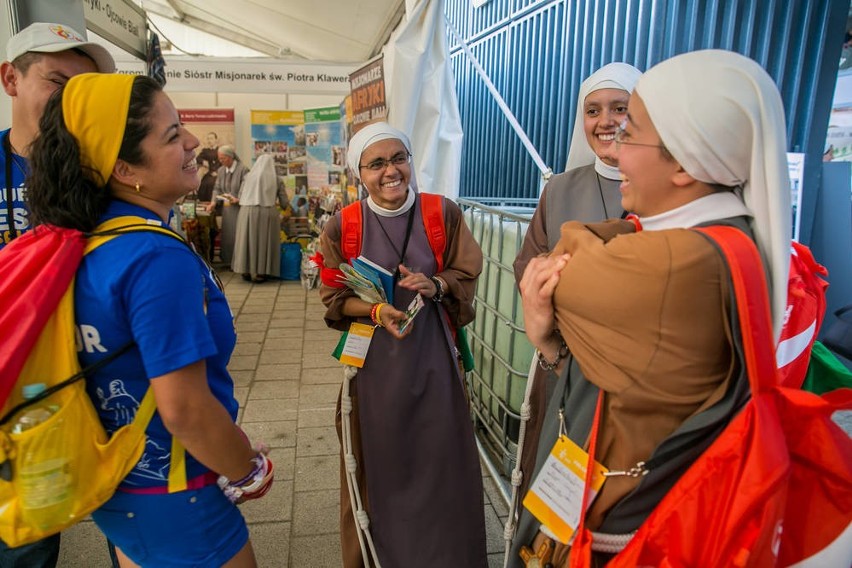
[250,110,305,198]
[178,109,235,202]
[304,107,344,189]
[302,106,346,215]
[341,96,357,203]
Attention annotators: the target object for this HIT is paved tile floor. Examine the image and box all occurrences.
[57,270,509,567]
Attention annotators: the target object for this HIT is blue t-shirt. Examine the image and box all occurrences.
[0,129,31,250]
[75,201,237,489]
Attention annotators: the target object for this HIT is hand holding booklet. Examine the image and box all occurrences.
[351,256,395,305]
[337,255,395,305]
[335,256,425,333]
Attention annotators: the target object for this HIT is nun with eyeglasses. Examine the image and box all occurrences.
[318,122,487,567]
[513,50,792,566]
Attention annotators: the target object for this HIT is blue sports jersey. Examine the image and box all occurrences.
[0,129,31,250]
[75,200,237,489]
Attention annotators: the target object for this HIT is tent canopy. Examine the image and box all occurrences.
[140,0,406,62]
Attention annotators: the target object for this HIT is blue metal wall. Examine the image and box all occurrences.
[445,0,847,243]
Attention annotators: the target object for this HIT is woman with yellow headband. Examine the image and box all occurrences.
[27,74,271,567]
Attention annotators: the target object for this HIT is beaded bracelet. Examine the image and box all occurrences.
[370,303,385,327]
[538,335,569,371]
[374,303,386,327]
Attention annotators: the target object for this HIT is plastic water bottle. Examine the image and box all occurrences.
[12,383,72,529]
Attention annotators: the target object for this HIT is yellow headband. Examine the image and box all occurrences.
[62,73,135,186]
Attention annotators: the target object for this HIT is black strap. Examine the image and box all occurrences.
[3,132,18,242]
[0,341,134,427]
[392,205,417,281]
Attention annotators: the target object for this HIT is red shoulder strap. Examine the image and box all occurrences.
[694,226,778,394]
[340,201,363,261]
[340,194,446,270]
[420,193,446,272]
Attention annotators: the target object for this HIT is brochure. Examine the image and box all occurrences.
[338,264,386,304]
[336,255,395,305]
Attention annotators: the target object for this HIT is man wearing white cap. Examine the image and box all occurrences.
[1,22,115,251]
[514,50,791,565]
[0,23,114,567]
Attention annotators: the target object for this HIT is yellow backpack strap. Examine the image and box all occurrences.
[85,215,189,490]
[168,438,188,492]
[85,216,183,254]
[131,388,157,433]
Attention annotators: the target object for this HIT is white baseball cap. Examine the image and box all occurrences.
[6,22,115,73]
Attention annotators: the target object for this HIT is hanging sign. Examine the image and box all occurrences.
[114,56,355,95]
[349,56,387,133]
[83,0,147,60]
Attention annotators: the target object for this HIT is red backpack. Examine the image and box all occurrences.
[776,241,829,388]
[315,194,475,371]
[319,192,447,289]
[569,226,851,567]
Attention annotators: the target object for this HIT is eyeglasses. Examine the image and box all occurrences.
[614,123,667,151]
[359,152,411,172]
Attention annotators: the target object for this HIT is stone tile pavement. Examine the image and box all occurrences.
[57,270,510,567]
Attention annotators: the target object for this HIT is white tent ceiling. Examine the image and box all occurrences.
[137,0,407,63]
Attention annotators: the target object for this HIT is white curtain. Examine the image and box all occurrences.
[386,0,463,198]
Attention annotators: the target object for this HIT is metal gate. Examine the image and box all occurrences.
[459,197,538,475]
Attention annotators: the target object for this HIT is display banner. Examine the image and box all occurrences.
[178,109,236,201]
[349,56,387,133]
[304,106,345,199]
[114,56,354,95]
[250,110,305,195]
[305,105,346,214]
[175,109,235,259]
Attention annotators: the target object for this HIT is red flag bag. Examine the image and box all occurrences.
[0,227,86,407]
[569,226,852,567]
[775,241,829,388]
[0,221,191,546]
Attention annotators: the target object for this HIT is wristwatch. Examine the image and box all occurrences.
[430,276,445,303]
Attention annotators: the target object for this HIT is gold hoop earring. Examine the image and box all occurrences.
[135,182,141,193]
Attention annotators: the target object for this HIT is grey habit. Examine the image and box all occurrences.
[513,164,623,282]
[211,160,248,264]
[508,164,621,566]
[231,155,289,279]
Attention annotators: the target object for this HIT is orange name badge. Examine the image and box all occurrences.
[338,322,375,368]
[522,435,608,544]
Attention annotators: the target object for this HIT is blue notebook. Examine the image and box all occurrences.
[351,256,395,305]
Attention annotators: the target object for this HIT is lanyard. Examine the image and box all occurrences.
[374,203,416,281]
[395,205,416,279]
